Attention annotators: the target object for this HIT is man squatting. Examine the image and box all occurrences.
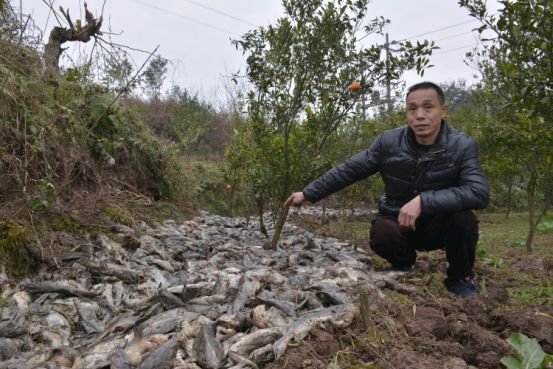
[284,81,489,298]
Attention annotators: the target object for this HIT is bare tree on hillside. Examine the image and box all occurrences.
[43,2,103,73]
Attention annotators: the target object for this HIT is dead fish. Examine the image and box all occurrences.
[273,304,358,359]
[96,233,114,251]
[46,346,80,368]
[180,315,212,339]
[245,269,286,285]
[325,251,355,262]
[112,281,125,308]
[286,273,310,289]
[332,266,372,282]
[141,318,176,338]
[273,289,323,311]
[228,351,260,369]
[249,305,290,329]
[112,223,136,235]
[157,289,185,310]
[81,336,128,369]
[310,281,350,305]
[43,311,71,347]
[111,347,134,369]
[250,343,274,364]
[232,278,262,314]
[0,337,22,361]
[150,259,174,272]
[135,302,164,327]
[76,300,103,334]
[256,293,296,317]
[139,307,199,334]
[95,312,139,342]
[103,283,115,310]
[90,263,141,284]
[193,323,224,369]
[187,294,227,305]
[181,281,216,301]
[0,319,26,338]
[123,295,152,310]
[228,327,282,356]
[136,338,178,369]
[215,326,237,342]
[126,334,170,367]
[23,280,98,298]
[216,313,250,332]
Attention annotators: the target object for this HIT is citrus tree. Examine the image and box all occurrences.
[231,0,434,248]
[460,0,553,251]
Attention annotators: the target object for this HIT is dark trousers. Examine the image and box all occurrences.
[369,210,479,281]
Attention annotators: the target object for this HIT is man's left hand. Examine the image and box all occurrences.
[398,195,422,230]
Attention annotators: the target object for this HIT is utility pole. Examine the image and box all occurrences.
[385,33,392,114]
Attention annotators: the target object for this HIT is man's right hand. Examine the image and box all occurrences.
[284,192,306,208]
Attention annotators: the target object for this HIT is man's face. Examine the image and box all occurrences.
[405,88,448,145]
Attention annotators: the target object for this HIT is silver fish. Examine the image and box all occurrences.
[231,278,262,314]
[228,351,260,369]
[137,338,178,369]
[250,343,274,364]
[273,303,358,359]
[76,300,103,334]
[111,348,134,369]
[249,305,290,329]
[193,323,224,369]
[228,327,281,356]
[24,281,98,298]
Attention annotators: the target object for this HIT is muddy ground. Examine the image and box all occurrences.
[272,210,553,369]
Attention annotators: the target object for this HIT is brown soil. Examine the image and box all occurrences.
[281,211,553,369]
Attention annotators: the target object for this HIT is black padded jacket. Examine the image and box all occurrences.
[302,121,489,216]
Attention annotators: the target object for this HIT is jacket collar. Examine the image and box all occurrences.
[405,120,449,150]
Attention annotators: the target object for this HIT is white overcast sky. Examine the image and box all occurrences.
[22,0,501,101]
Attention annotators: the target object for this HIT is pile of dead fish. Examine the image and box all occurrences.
[0,207,401,369]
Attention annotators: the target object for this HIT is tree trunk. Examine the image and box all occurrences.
[43,4,103,73]
[505,178,513,218]
[256,196,268,237]
[270,205,289,249]
[525,173,536,252]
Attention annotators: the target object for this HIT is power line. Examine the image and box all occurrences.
[181,0,258,28]
[433,30,473,43]
[433,43,476,55]
[397,19,478,42]
[130,0,240,36]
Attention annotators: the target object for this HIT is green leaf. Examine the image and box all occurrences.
[500,356,524,369]
[505,333,547,369]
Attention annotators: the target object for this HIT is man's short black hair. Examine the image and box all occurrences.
[406,82,446,105]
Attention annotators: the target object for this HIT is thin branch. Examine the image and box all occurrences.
[40,0,64,27]
[89,45,160,131]
[17,14,31,46]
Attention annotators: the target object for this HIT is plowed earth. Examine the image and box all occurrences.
[277,210,553,369]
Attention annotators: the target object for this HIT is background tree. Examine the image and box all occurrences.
[101,50,135,94]
[231,0,434,248]
[460,0,553,251]
[440,80,475,113]
[142,54,168,99]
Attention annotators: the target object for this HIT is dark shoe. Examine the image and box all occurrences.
[446,277,478,298]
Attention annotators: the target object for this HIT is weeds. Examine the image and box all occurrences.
[0,221,36,275]
[508,286,553,308]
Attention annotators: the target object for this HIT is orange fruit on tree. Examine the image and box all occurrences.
[350,80,362,92]
[225,184,232,191]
